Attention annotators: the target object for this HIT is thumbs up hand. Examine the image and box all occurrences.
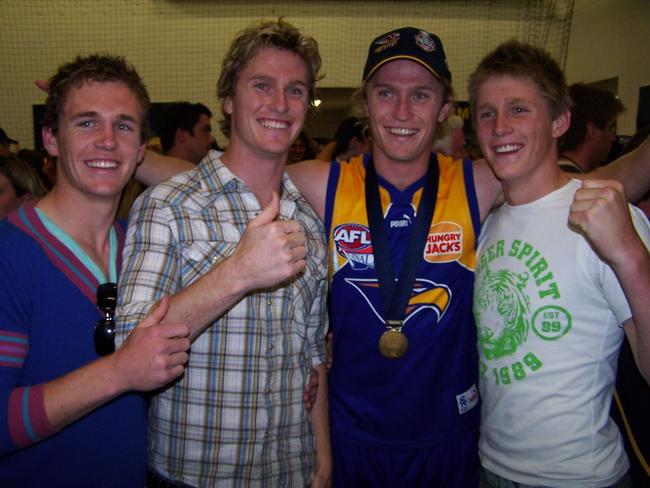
[113,297,191,391]
[229,192,307,291]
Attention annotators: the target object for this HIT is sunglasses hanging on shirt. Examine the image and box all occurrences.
[94,282,117,356]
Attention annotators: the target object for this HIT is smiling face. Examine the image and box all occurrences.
[43,80,146,203]
[474,75,569,202]
[223,47,310,164]
[365,60,451,169]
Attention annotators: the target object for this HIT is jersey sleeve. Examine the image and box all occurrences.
[0,242,55,455]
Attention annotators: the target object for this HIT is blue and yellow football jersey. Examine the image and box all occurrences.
[325,152,481,447]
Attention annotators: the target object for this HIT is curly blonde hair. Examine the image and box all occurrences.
[217,19,322,138]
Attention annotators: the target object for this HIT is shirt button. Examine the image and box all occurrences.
[267,299,272,306]
[210,256,218,265]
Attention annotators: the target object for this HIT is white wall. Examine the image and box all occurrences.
[565,0,650,135]
[6,1,648,144]
[0,0,572,148]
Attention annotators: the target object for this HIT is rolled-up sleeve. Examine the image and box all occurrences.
[116,191,180,346]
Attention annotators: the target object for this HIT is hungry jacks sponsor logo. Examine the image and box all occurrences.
[424,222,463,263]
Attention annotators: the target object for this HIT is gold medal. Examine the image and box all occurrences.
[378,329,408,359]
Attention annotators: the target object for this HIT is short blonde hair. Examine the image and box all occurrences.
[468,40,571,121]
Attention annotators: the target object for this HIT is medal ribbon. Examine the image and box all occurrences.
[365,154,439,325]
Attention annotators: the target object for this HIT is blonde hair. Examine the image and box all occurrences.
[217,19,322,138]
[468,40,571,121]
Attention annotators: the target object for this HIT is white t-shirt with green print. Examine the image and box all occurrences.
[474,179,650,487]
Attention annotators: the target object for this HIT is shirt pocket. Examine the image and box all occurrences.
[181,239,236,287]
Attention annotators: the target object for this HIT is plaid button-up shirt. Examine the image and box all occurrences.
[117,151,327,487]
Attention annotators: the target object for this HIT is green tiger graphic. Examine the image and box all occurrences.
[474,268,530,360]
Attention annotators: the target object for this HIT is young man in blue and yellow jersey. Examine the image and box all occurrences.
[291,27,487,486]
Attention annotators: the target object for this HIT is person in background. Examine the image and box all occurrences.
[312,136,332,155]
[0,155,47,219]
[0,128,18,157]
[559,82,624,173]
[158,101,215,164]
[17,148,54,190]
[432,113,469,160]
[288,129,316,164]
[333,115,370,161]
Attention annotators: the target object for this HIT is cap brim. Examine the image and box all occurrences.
[365,55,445,83]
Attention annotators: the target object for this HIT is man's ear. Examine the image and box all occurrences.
[437,99,453,123]
[175,127,187,144]
[42,127,59,157]
[552,111,571,139]
[222,96,233,115]
[136,141,146,165]
[585,121,599,141]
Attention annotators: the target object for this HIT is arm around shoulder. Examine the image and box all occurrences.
[133,149,194,186]
[583,133,650,202]
[310,362,332,488]
[287,159,330,222]
[472,158,503,222]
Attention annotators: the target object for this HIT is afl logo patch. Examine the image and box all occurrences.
[333,223,374,270]
[424,222,463,263]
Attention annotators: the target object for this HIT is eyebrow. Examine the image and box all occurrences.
[70,111,99,120]
[370,81,436,91]
[477,96,528,108]
[505,97,528,105]
[69,111,137,123]
[249,75,308,88]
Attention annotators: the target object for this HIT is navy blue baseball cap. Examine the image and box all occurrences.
[362,27,452,86]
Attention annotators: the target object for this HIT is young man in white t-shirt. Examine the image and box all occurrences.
[469,40,650,488]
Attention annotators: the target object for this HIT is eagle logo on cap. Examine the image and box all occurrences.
[415,31,436,52]
[375,32,401,46]
[374,32,401,54]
